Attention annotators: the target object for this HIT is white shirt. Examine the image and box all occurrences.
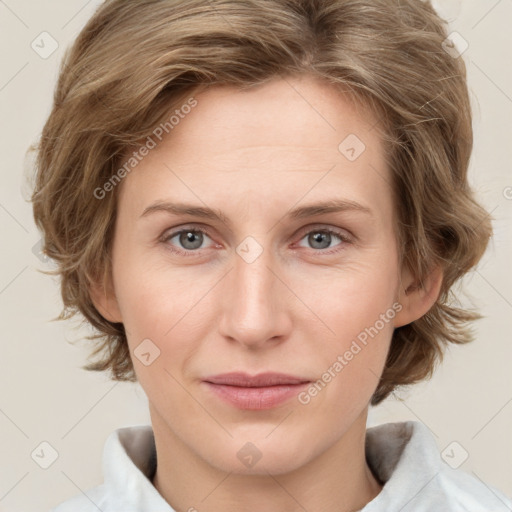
[51,421,512,511]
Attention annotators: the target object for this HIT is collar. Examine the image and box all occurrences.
[101,420,446,511]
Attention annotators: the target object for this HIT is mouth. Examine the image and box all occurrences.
[202,372,311,410]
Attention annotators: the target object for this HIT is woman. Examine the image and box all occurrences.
[31,0,512,510]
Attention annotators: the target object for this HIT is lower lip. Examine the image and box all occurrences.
[202,382,310,410]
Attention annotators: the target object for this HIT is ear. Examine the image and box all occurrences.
[89,273,123,324]
[394,263,443,328]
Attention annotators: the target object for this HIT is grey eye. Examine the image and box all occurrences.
[307,231,334,249]
[177,230,204,250]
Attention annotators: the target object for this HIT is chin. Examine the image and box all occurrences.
[201,434,316,476]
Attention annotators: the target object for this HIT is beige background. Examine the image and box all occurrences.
[0,1,511,510]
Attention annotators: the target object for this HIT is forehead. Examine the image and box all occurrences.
[118,75,393,222]
[162,76,381,161]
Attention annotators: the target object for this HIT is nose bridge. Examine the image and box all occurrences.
[235,238,274,307]
[218,234,289,347]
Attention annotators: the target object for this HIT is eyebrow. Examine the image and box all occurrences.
[140,198,373,226]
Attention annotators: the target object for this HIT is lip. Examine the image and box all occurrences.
[202,372,311,410]
[203,372,310,387]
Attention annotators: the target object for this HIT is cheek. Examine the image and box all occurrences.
[295,253,400,340]
[113,250,207,332]
[297,315,394,421]
[111,256,222,377]
[297,256,399,400]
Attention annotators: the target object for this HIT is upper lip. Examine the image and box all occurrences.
[203,372,311,387]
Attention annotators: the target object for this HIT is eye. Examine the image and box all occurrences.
[296,227,352,254]
[160,224,353,257]
[160,227,215,256]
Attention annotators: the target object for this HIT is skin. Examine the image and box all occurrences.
[92,74,442,512]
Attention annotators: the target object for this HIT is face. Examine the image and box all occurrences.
[99,75,414,475]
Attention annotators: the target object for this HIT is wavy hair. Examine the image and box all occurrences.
[30,0,491,404]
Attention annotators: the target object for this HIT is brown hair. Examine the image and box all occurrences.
[30,0,491,405]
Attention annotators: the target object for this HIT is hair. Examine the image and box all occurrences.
[30,0,492,405]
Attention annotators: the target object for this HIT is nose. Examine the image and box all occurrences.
[217,238,292,349]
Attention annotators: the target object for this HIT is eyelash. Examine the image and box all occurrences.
[159,225,353,257]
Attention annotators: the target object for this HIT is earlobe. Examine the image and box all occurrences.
[89,276,123,324]
[394,264,443,328]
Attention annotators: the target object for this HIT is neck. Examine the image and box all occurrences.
[151,408,382,512]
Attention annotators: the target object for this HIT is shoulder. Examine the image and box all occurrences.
[433,465,512,511]
[363,421,512,512]
[50,424,163,512]
[50,485,110,512]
